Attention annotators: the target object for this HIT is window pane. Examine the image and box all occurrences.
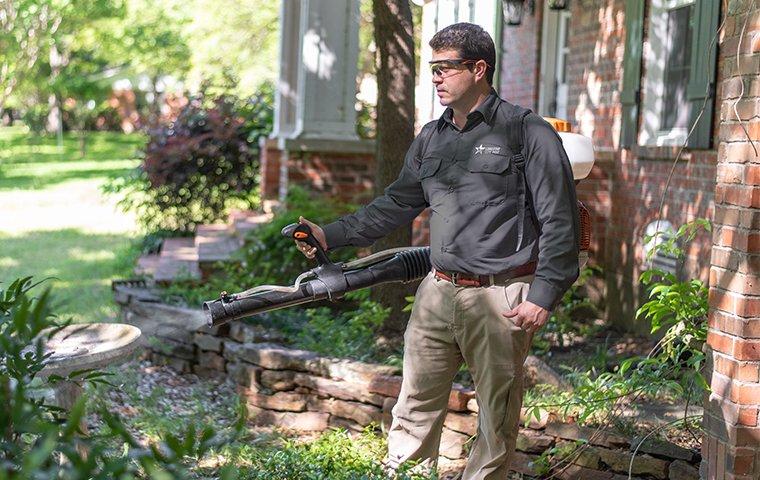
[661,5,693,131]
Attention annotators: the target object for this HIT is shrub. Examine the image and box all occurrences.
[105,84,273,233]
[0,277,233,478]
[293,289,390,361]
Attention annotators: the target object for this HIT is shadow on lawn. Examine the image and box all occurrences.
[0,228,139,323]
[0,130,144,165]
[0,167,134,191]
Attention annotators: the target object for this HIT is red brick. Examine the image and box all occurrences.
[719,142,760,164]
[718,163,746,183]
[710,311,760,339]
[738,406,759,427]
[714,184,760,208]
[709,329,736,356]
[711,267,760,296]
[731,447,757,475]
[710,288,760,317]
[731,379,760,404]
[734,425,760,447]
[734,337,760,361]
[745,164,760,185]
[711,247,760,275]
[712,351,760,382]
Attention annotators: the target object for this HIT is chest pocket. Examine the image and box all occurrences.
[418,156,443,179]
[465,152,513,205]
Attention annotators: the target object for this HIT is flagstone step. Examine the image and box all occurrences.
[154,237,201,283]
[230,210,272,236]
[135,253,160,277]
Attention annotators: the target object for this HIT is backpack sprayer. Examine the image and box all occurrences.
[202,116,595,328]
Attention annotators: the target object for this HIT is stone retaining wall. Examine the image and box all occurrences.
[114,286,701,479]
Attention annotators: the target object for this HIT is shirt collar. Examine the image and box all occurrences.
[436,88,501,131]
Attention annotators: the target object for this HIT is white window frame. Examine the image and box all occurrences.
[538,3,571,119]
[639,0,695,146]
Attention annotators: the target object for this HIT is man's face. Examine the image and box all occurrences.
[430,48,479,108]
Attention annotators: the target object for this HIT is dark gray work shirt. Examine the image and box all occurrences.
[322,91,579,311]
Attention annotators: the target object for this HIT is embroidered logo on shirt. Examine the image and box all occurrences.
[474,144,501,155]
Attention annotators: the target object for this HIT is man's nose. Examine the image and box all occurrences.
[432,75,443,85]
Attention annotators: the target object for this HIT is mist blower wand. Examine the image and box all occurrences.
[202,222,430,328]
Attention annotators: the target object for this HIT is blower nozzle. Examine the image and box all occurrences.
[202,221,431,327]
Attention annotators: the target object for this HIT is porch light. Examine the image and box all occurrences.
[502,0,536,26]
[548,0,569,9]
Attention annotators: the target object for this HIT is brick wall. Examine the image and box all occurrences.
[499,2,542,109]
[565,0,627,149]
[258,139,376,203]
[703,1,760,477]
[497,1,718,327]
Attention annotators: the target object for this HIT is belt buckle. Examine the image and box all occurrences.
[451,272,480,287]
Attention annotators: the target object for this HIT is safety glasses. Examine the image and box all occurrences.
[428,58,489,78]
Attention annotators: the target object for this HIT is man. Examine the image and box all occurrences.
[295,22,579,479]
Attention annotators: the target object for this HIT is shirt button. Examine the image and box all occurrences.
[448,185,454,192]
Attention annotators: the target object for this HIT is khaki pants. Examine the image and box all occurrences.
[387,271,533,480]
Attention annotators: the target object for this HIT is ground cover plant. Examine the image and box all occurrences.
[0,126,143,323]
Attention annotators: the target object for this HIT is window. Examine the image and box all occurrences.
[639,0,696,146]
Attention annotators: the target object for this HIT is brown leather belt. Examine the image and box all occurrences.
[433,261,537,287]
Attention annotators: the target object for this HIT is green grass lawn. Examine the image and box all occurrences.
[0,125,145,323]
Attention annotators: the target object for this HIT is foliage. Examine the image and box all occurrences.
[180,0,279,97]
[221,186,357,289]
[105,85,273,232]
[522,219,711,460]
[0,277,236,478]
[226,428,435,480]
[636,218,711,390]
[293,289,390,361]
[532,265,601,354]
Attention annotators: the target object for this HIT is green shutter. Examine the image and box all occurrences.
[686,0,720,149]
[620,0,645,149]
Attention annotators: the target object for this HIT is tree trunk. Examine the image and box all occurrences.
[371,0,416,334]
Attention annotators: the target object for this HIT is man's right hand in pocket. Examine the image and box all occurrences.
[294,216,327,259]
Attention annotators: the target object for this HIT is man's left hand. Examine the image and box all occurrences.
[503,301,550,334]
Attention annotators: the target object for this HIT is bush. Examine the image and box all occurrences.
[293,289,390,361]
[230,428,434,480]
[0,277,233,478]
[105,84,273,233]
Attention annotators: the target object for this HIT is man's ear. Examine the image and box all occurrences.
[474,60,488,82]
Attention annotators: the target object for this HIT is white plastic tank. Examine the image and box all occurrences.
[543,117,594,180]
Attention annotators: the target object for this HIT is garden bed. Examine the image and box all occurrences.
[114,282,703,479]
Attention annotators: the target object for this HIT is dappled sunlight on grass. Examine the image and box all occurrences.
[0,126,145,323]
[0,229,139,323]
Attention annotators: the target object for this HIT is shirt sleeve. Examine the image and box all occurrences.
[522,114,580,311]
[321,125,432,250]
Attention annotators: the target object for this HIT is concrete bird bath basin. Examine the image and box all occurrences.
[38,323,142,445]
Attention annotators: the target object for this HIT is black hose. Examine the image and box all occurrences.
[202,247,431,327]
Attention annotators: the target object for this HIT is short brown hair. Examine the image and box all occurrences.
[429,22,496,85]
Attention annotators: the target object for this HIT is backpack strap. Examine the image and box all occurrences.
[416,121,438,163]
[507,108,532,251]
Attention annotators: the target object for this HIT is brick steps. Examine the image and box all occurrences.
[134,210,272,284]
